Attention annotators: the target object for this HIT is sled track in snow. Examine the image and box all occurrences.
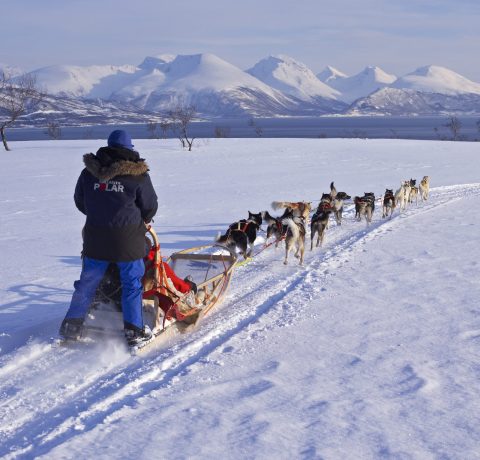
[1,183,479,458]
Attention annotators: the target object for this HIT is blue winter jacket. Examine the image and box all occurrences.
[74,146,158,262]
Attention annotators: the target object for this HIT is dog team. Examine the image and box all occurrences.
[216,176,430,266]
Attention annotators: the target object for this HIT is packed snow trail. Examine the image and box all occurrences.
[1,183,479,458]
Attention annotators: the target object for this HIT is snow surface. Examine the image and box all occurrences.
[1,138,480,459]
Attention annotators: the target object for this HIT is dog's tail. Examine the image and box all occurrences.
[215,231,228,244]
[282,217,299,240]
[330,181,337,197]
[272,201,289,210]
[262,210,277,226]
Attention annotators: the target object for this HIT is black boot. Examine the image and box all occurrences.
[124,325,153,346]
[59,318,84,341]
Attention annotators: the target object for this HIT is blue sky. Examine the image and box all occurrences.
[2,0,479,80]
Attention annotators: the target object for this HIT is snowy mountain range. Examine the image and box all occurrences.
[318,65,397,103]
[6,54,480,124]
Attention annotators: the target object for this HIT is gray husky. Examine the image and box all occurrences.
[283,216,306,265]
[310,206,333,250]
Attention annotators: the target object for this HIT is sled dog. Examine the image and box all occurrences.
[310,206,333,250]
[319,193,333,211]
[408,179,418,205]
[355,192,375,219]
[382,189,396,218]
[216,211,263,259]
[402,180,411,206]
[419,176,430,201]
[394,183,406,212]
[272,201,312,226]
[263,210,292,248]
[316,193,333,228]
[329,181,337,200]
[330,184,351,226]
[354,193,375,225]
[356,200,373,225]
[283,216,306,265]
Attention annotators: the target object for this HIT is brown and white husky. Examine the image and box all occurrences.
[382,189,396,218]
[272,201,312,226]
[419,176,430,201]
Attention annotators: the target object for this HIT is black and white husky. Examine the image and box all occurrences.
[216,211,263,259]
[263,210,292,248]
[330,182,351,226]
[310,206,333,250]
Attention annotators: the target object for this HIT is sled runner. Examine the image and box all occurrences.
[80,227,237,354]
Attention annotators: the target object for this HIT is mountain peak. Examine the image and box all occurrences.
[138,54,176,70]
[0,63,24,77]
[392,65,480,95]
[327,66,396,103]
[247,55,340,101]
[359,66,396,80]
[317,66,348,83]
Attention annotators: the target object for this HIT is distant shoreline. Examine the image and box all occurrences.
[9,116,480,142]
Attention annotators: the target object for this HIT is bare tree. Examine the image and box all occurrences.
[444,116,462,141]
[45,119,62,139]
[0,71,45,151]
[146,121,160,139]
[168,104,197,151]
[214,125,231,138]
[248,118,263,137]
[159,117,172,139]
[83,127,94,139]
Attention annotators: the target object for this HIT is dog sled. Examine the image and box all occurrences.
[81,227,237,354]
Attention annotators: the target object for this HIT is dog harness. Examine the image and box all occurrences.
[229,219,259,234]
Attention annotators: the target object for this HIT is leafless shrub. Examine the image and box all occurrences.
[168,104,197,151]
[146,121,160,139]
[83,127,94,139]
[214,125,231,138]
[248,118,263,137]
[0,71,45,151]
[45,120,62,139]
[159,117,172,139]
[444,115,462,141]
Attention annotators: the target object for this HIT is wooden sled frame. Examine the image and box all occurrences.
[143,227,237,331]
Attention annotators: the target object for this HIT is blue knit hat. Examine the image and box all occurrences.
[107,129,134,150]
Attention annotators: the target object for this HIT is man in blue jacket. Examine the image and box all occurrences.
[59,130,158,346]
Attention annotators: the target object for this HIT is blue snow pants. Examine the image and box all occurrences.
[64,257,145,331]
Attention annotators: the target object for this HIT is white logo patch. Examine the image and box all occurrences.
[94,180,125,192]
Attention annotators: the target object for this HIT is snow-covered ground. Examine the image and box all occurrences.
[1,138,480,459]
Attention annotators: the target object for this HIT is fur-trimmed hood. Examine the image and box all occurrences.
[83,147,149,181]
